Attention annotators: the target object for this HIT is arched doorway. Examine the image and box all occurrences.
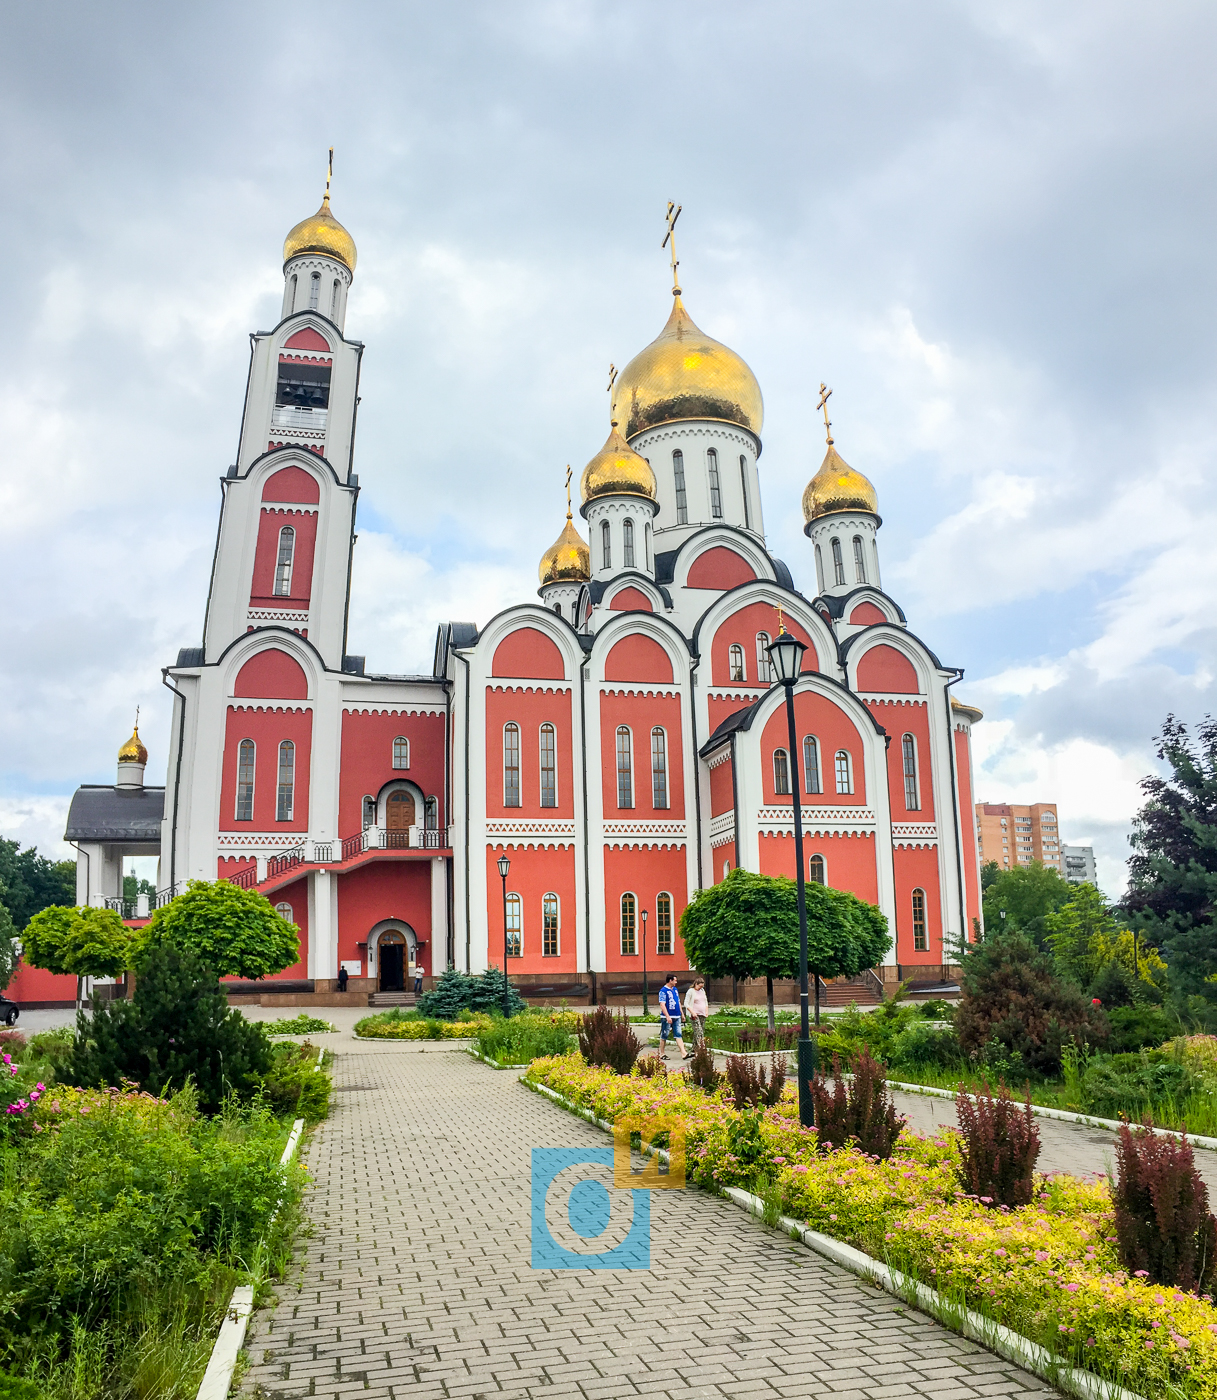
[369,920,417,992]
[386,790,416,848]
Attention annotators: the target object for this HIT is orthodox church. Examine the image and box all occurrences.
[12,178,984,1006]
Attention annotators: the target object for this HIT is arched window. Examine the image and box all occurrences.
[831,537,846,586]
[672,450,688,523]
[803,736,822,794]
[620,892,636,954]
[656,892,673,954]
[288,274,298,313]
[616,727,633,809]
[707,448,723,518]
[424,796,438,830]
[275,901,294,922]
[645,523,652,570]
[723,860,730,880]
[835,750,852,795]
[853,536,867,584]
[902,734,920,811]
[308,270,321,309]
[739,455,751,528]
[623,518,635,568]
[330,279,340,319]
[773,748,791,795]
[392,736,410,769]
[539,723,557,807]
[503,723,521,807]
[362,794,376,828]
[553,602,561,615]
[912,889,928,951]
[236,739,255,821]
[809,854,826,885]
[728,644,745,683]
[600,520,611,570]
[542,893,560,956]
[756,632,772,684]
[651,727,668,809]
[276,740,295,821]
[506,893,522,957]
[815,543,825,595]
[273,526,296,596]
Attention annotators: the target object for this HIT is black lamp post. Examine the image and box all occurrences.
[767,627,815,1129]
[497,854,512,1018]
[641,908,649,1016]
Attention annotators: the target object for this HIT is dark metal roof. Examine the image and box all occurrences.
[699,701,760,756]
[176,646,205,667]
[64,786,165,843]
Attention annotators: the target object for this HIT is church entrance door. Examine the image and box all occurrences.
[378,931,406,991]
[386,791,415,848]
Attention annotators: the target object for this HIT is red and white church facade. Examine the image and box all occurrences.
[15,181,984,1006]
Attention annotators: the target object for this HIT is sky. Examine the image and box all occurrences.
[3,0,1217,896]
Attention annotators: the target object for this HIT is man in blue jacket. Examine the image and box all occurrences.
[658,974,688,1060]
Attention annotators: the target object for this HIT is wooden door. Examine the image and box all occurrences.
[386,791,415,831]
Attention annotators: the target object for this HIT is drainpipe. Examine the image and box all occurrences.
[455,650,472,973]
[689,652,703,893]
[579,657,592,988]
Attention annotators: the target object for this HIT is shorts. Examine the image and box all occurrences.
[660,1017,682,1041]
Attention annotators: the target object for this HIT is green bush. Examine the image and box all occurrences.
[260,1041,331,1122]
[1081,1054,1194,1119]
[354,1009,489,1039]
[66,943,272,1113]
[1105,1003,1176,1052]
[22,1028,72,1071]
[476,1015,575,1065]
[0,1373,44,1399]
[417,967,526,1019]
[888,1021,963,1072]
[261,1014,335,1036]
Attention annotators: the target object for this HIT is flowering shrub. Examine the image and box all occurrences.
[810,1049,902,1159]
[955,1081,1041,1208]
[1113,1121,1217,1292]
[354,1012,490,1039]
[577,1006,640,1073]
[526,1054,1217,1396]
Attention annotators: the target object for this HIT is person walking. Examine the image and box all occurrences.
[658,974,688,1060]
[684,976,708,1049]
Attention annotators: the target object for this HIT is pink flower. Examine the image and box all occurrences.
[1064,1283,1079,1293]
[979,1196,993,1204]
[1151,1320,1162,1329]
[1134,1270,1149,1278]
[1034,1251,1049,1262]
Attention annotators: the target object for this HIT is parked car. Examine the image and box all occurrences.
[0,995,18,1026]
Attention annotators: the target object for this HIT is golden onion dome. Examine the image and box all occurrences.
[802,444,879,526]
[580,423,657,507]
[610,294,763,442]
[118,724,148,766]
[539,511,591,586]
[283,192,357,274]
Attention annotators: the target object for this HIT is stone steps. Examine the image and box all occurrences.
[368,991,417,1007]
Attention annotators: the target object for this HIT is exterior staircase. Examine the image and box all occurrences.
[369,991,417,1008]
[816,974,884,1008]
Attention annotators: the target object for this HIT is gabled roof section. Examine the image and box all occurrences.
[65,786,165,843]
[699,700,760,757]
[815,586,908,623]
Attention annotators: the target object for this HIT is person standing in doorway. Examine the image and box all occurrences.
[684,976,708,1049]
[413,961,424,995]
[658,974,687,1060]
[337,965,349,993]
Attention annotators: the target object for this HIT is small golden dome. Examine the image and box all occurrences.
[283,193,357,274]
[802,444,879,526]
[580,424,657,506]
[611,294,763,441]
[539,512,591,586]
[118,724,148,766]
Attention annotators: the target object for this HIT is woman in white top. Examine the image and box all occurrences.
[684,977,709,1048]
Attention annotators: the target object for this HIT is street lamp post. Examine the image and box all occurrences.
[767,628,815,1129]
[641,908,649,1016]
[497,854,511,1019]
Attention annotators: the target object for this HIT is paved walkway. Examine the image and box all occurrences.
[241,1042,1054,1400]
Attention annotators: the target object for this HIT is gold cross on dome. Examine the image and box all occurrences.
[817,383,834,447]
[773,602,786,636]
[662,201,682,293]
[565,465,572,518]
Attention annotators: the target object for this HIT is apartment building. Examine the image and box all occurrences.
[1061,844,1097,884]
[975,802,1063,873]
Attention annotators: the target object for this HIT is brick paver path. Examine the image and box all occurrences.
[241,1043,1055,1400]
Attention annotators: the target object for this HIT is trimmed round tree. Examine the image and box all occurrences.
[141,879,299,980]
[679,867,890,1029]
[21,903,138,1009]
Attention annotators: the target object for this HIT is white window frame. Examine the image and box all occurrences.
[620,892,637,955]
[835,749,853,795]
[831,537,846,587]
[276,739,295,822]
[672,449,688,524]
[650,727,669,810]
[803,735,822,794]
[852,535,867,584]
[308,270,321,309]
[503,723,521,808]
[539,722,557,808]
[616,726,634,809]
[756,631,772,684]
[656,892,673,955]
[506,892,522,957]
[728,643,745,683]
[275,901,294,922]
[601,520,611,570]
[273,525,296,597]
[809,854,826,885]
[707,447,723,519]
[623,518,635,569]
[542,892,560,956]
[912,888,928,952]
[236,739,255,821]
[392,736,410,769]
[773,747,791,795]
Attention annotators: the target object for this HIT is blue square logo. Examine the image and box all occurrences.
[531,1147,650,1270]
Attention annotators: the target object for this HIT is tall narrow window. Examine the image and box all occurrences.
[728,644,745,682]
[707,448,723,518]
[803,735,822,794]
[540,723,557,807]
[835,750,852,794]
[601,520,611,570]
[756,632,772,684]
[620,893,636,955]
[308,270,321,309]
[503,723,521,807]
[773,748,790,795]
[542,893,559,956]
[616,727,633,808]
[912,889,928,951]
[831,537,846,586]
[273,526,296,596]
[288,274,298,313]
[236,739,255,821]
[815,543,825,594]
[651,728,669,809]
[645,523,652,569]
[902,734,920,811]
[809,854,826,885]
[672,450,688,523]
[276,740,295,821]
[623,518,635,568]
[739,455,751,528]
[853,536,867,584]
[330,279,340,319]
[362,794,376,828]
[506,893,522,957]
[656,892,673,954]
[424,796,438,829]
[392,736,409,769]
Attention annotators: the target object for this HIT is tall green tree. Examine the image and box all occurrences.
[0,839,76,930]
[21,904,138,1009]
[1045,882,1164,995]
[679,867,889,1030]
[140,879,299,980]
[1123,715,1217,1018]
[981,861,1075,949]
